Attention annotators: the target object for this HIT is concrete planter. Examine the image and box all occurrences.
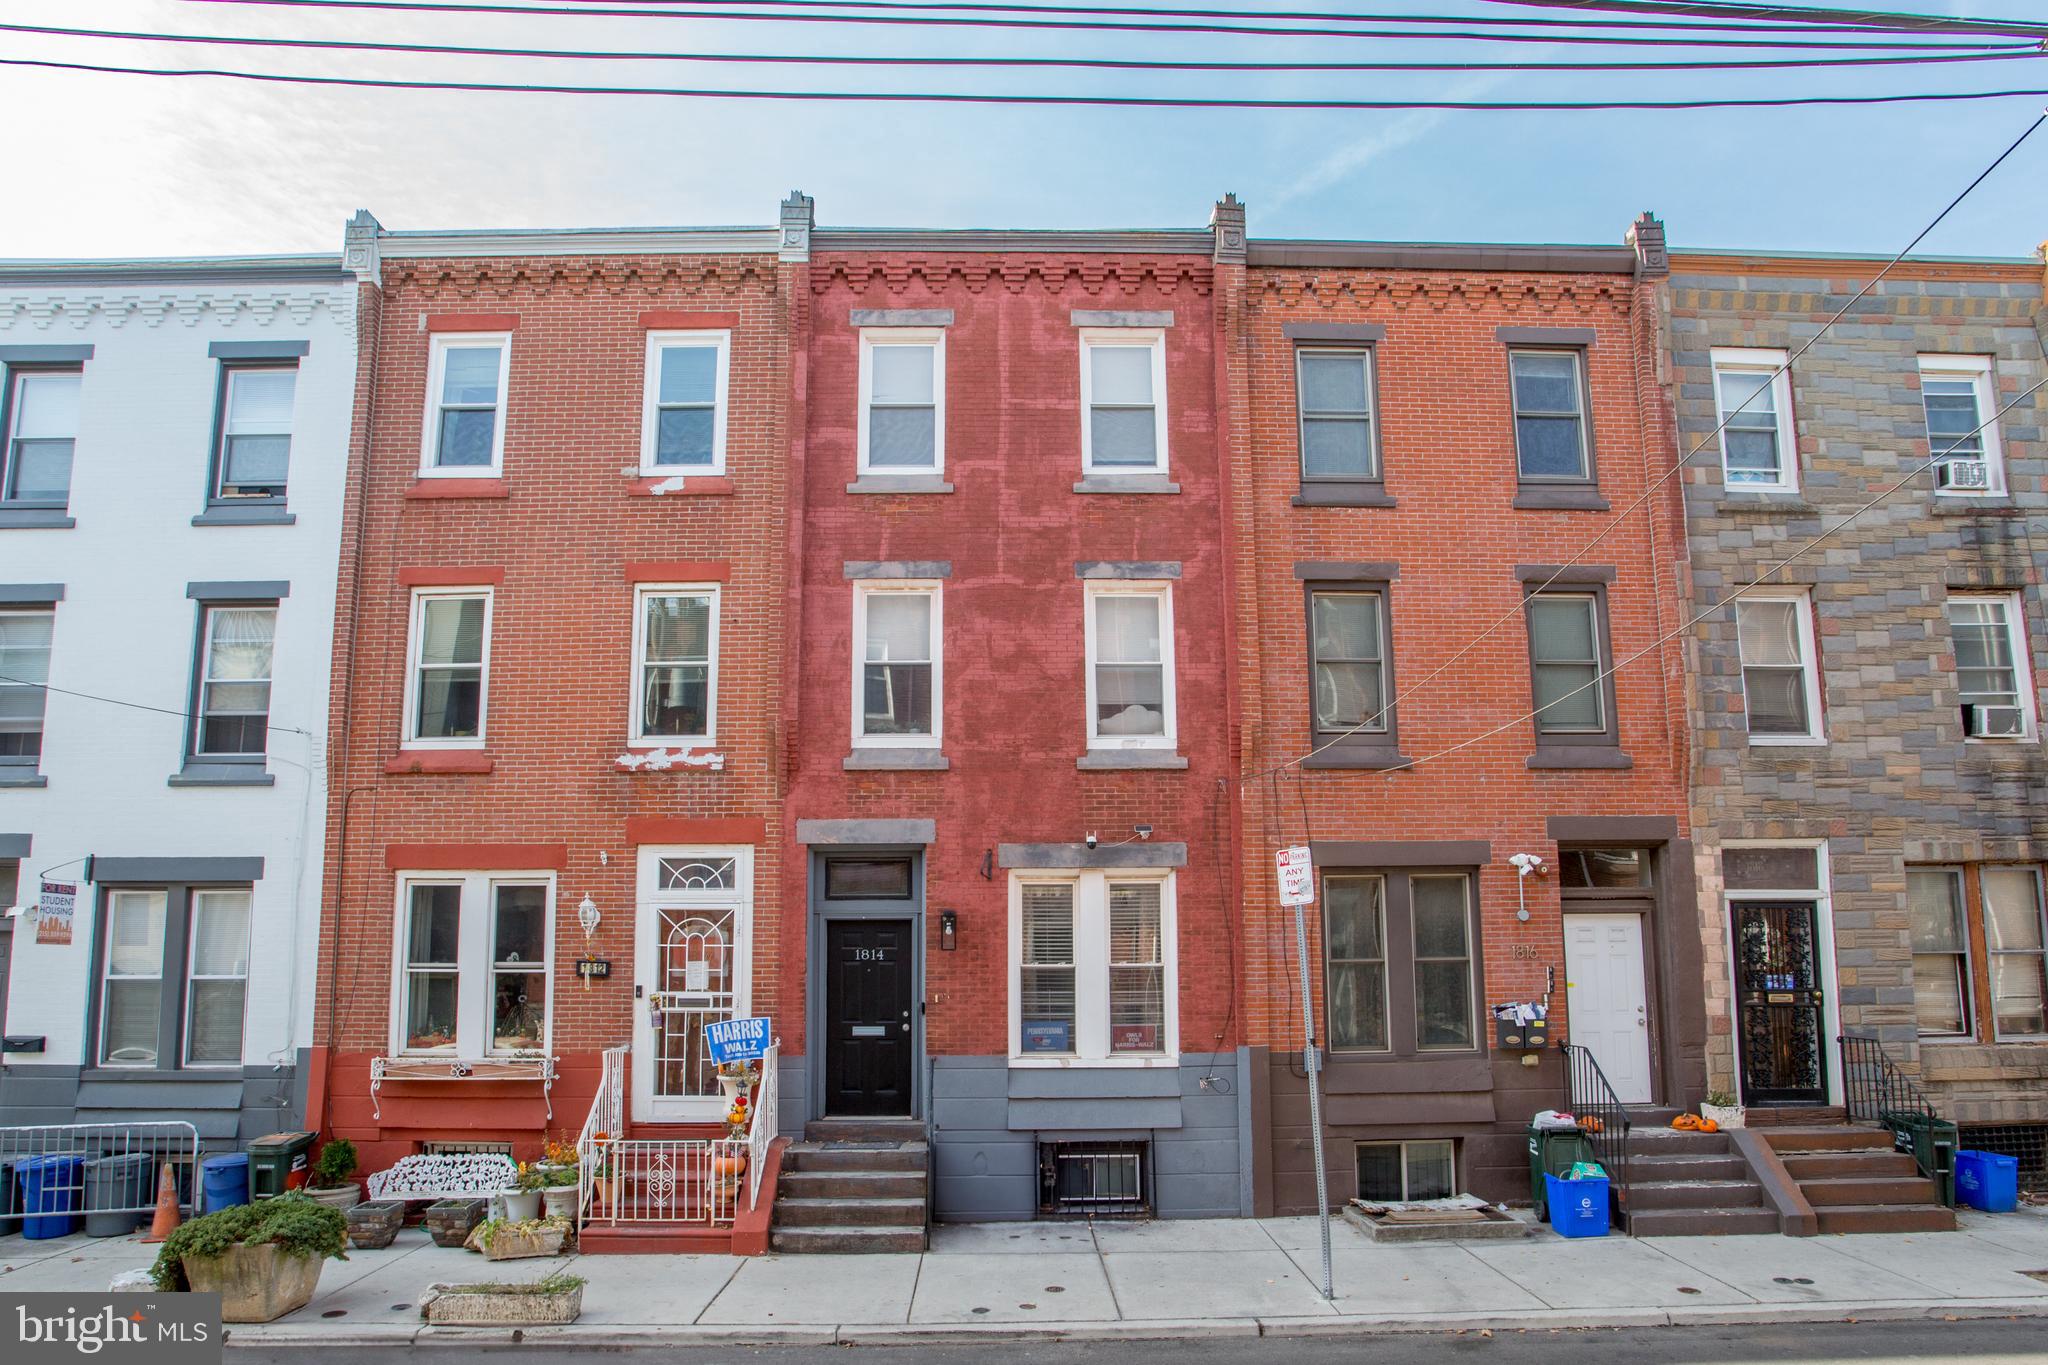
[424,1198,486,1248]
[420,1281,582,1325]
[482,1221,570,1261]
[180,1242,326,1323]
[345,1200,405,1250]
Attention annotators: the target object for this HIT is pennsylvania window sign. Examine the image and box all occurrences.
[7,1294,220,1365]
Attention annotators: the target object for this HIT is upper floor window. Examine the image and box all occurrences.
[1085,584,1175,750]
[216,367,296,500]
[632,585,717,745]
[859,330,943,474]
[1080,330,1167,475]
[854,582,941,747]
[404,588,490,747]
[1297,348,1377,482]
[1011,871,1175,1062]
[422,335,508,476]
[1919,355,2004,496]
[1736,594,1823,744]
[0,607,52,766]
[1948,593,2035,741]
[194,605,276,757]
[4,368,81,505]
[640,332,728,475]
[1310,588,1388,739]
[1711,348,1796,491]
[1527,593,1606,737]
[1508,349,1589,482]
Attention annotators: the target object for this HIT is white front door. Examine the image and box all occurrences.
[632,846,752,1123]
[1563,913,1653,1105]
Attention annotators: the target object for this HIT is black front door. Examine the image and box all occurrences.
[825,919,915,1116]
[1733,901,1828,1105]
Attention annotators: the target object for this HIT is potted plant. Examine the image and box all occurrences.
[420,1271,585,1325]
[345,1200,406,1250]
[474,1214,573,1261]
[150,1191,348,1323]
[306,1139,361,1210]
[540,1165,579,1219]
[503,1163,544,1223]
[1701,1090,1745,1130]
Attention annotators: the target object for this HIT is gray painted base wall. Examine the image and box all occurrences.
[0,1060,304,1149]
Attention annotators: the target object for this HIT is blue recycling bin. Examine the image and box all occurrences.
[201,1153,250,1214]
[18,1154,87,1239]
[1955,1150,2019,1213]
[1544,1172,1611,1238]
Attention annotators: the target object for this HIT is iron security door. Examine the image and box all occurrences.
[1733,901,1827,1106]
[825,919,914,1116]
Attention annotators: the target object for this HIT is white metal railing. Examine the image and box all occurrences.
[0,1122,201,1219]
[747,1042,779,1209]
[577,1043,627,1227]
[596,1136,744,1226]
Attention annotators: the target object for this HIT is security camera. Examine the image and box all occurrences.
[1085,833,1099,850]
[1134,825,1154,841]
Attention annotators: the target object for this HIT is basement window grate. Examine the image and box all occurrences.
[422,1141,514,1157]
[1038,1140,1149,1218]
[1958,1123,2048,1193]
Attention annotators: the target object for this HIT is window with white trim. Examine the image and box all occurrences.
[1910,866,1973,1039]
[1947,593,2035,741]
[1085,584,1176,749]
[1357,1140,1455,1202]
[859,329,943,474]
[1711,348,1796,491]
[3,367,81,506]
[0,607,53,765]
[1919,355,2004,495]
[853,582,940,746]
[96,885,249,1070]
[404,588,491,747]
[640,331,728,474]
[216,367,297,499]
[421,335,508,476]
[1985,867,2048,1041]
[185,889,251,1066]
[395,874,554,1056]
[1010,870,1176,1062]
[1736,594,1824,743]
[194,605,275,757]
[632,585,717,744]
[1080,330,1168,474]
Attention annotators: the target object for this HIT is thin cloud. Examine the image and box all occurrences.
[1266,74,1508,213]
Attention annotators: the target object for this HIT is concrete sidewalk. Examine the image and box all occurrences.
[8,1208,2048,1346]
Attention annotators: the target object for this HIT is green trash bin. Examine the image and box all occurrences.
[1527,1125,1598,1222]
[246,1132,316,1200]
[1883,1110,1958,1208]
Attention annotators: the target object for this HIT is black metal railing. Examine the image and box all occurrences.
[1839,1033,1937,1124]
[1562,1044,1633,1220]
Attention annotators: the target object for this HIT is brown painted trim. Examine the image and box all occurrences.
[1730,1127,1818,1236]
[1497,325,1596,347]
[639,310,740,330]
[1311,839,1489,866]
[626,816,766,845]
[406,478,508,500]
[1293,483,1396,508]
[385,842,565,870]
[1515,564,1615,584]
[1512,485,1611,511]
[1284,322,1386,343]
[1547,815,1679,842]
[382,751,495,775]
[398,566,505,587]
[626,560,729,584]
[425,313,518,333]
[1248,1044,1275,1218]
[1294,561,1400,581]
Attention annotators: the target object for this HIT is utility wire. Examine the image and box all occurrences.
[1479,0,2048,42]
[9,56,2048,106]
[1244,106,2047,781]
[16,21,2043,72]
[0,672,316,738]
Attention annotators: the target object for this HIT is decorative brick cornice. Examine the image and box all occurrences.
[1249,272,1630,315]
[810,255,1214,297]
[387,256,778,302]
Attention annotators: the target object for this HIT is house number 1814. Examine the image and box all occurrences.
[853,948,891,962]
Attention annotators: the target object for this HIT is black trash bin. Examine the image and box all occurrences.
[1527,1124,1598,1222]
[84,1152,156,1236]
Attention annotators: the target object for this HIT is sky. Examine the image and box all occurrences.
[0,0,2044,260]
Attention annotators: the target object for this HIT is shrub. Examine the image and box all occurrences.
[151,1192,349,1293]
[311,1139,359,1189]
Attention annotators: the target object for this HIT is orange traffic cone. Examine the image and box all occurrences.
[140,1162,182,1243]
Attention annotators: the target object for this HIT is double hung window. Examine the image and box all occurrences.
[1919,355,2003,495]
[1947,594,2034,740]
[1296,348,1377,481]
[194,605,276,757]
[97,885,250,1069]
[1080,331,1168,475]
[1909,864,2048,1043]
[1323,871,1477,1055]
[1736,594,1823,742]
[422,335,508,475]
[854,583,940,746]
[216,367,297,499]
[1085,585,1175,749]
[0,608,52,766]
[405,588,491,746]
[1310,589,1389,738]
[3,368,81,506]
[1508,350,1589,482]
[1527,594,1606,738]
[641,332,729,474]
[859,330,943,474]
[1711,349,1796,490]
[632,586,717,744]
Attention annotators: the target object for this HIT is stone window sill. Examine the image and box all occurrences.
[408,478,508,500]
[193,503,297,527]
[1704,496,1819,517]
[1302,744,1411,770]
[0,769,48,787]
[1293,482,1396,508]
[1513,485,1610,511]
[1527,747,1633,770]
[0,508,75,530]
[1077,750,1189,770]
[168,762,275,787]
[1931,497,2020,517]
[629,474,732,497]
[844,749,950,771]
[384,750,495,775]
[1074,474,1180,495]
[848,475,954,495]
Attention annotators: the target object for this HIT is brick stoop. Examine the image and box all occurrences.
[1622,1126,1779,1236]
[1763,1125,1957,1235]
[772,1119,929,1253]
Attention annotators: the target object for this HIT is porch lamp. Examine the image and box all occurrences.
[939,910,958,951]
[577,894,601,941]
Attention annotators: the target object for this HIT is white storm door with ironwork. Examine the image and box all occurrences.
[633,845,752,1123]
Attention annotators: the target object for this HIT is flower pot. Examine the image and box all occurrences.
[1701,1102,1745,1130]
[345,1200,406,1250]
[180,1241,327,1323]
[502,1189,542,1223]
[717,1075,745,1103]
[306,1182,362,1212]
[421,1280,583,1325]
[541,1186,577,1219]
[711,1152,748,1178]
[589,1176,610,1215]
[424,1198,486,1248]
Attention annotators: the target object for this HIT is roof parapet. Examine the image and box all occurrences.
[781,191,815,264]
[1628,212,1668,280]
[344,209,382,284]
[1211,193,1247,266]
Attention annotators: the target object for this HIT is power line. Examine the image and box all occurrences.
[1246,106,2046,781]
[15,21,2044,73]
[0,673,316,738]
[10,55,2048,106]
[1479,0,2048,41]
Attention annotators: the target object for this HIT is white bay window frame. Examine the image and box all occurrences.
[1078,328,1169,477]
[402,586,492,750]
[1711,347,1797,492]
[639,329,730,476]
[1008,869,1178,1066]
[851,580,942,749]
[630,583,719,746]
[419,333,510,478]
[857,328,945,476]
[1083,581,1177,751]
[389,871,556,1058]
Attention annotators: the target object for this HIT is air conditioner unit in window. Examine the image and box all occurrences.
[1966,704,2026,738]
[1936,459,1991,491]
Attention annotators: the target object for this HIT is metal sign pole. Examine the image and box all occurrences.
[1292,899,1334,1302]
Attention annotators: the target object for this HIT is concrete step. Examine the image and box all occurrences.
[1627,1206,1780,1237]
[1629,1129,1736,1156]
[1780,1150,1920,1180]
[774,1196,926,1228]
[1814,1203,1957,1235]
[1762,1126,1893,1153]
[1627,1154,1751,1183]
[579,1224,736,1255]
[1745,1106,1848,1128]
[770,1225,928,1254]
[778,1169,926,1200]
[1800,1176,1940,1208]
[784,1141,928,1173]
[805,1118,926,1142]
[1627,1180,1764,1212]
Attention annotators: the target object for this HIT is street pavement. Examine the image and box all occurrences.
[6,1207,2048,1346]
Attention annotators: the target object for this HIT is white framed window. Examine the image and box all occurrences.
[1079,329,1168,475]
[639,330,729,475]
[3,367,81,505]
[194,605,276,758]
[1084,583,1176,750]
[1009,870,1177,1065]
[1908,866,1973,1039]
[853,582,941,747]
[184,889,250,1066]
[403,588,491,748]
[1947,593,2035,741]
[420,334,509,476]
[858,329,944,475]
[1919,355,2004,495]
[1357,1140,1455,1202]
[0,607,53,766]
[1736,593,1824,744]
[392,873,555,1057]
[216,366,297,499]
[631,584,718,745]
[100,890,168,1067]
[1711,347,1796,491]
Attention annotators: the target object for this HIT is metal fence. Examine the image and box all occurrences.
[0,1122,201,1220]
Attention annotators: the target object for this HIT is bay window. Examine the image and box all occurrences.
[1011,871,1177,1063]
[395,873,554,1056]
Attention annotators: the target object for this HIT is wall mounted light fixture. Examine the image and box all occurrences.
[577,894,601,940]
[940,910,958,951]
